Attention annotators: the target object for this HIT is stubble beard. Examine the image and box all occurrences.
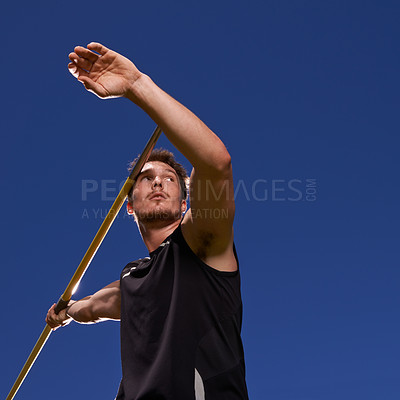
[133,202,182,225]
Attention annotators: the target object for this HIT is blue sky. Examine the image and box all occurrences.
[1,1,400,399]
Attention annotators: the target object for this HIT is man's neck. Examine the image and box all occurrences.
[137,218,181,253]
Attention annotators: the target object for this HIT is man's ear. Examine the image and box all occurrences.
[181,200,187,215]
[127,201,135,215]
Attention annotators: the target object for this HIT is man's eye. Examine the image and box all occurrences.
[165,177,174,182]
[142,176,152,181]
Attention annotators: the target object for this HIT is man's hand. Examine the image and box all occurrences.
[68,42,142,99]
[45,303,73,331]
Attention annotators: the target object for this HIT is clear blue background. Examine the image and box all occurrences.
[1,1,399,399]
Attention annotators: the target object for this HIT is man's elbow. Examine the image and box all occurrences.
[213,150,232,175]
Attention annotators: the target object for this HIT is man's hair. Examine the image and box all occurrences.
[128,148,189,201]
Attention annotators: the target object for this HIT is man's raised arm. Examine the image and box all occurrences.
[69,42,230,173]
[69,43,235,270]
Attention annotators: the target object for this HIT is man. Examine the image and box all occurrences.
[46,42,248,399]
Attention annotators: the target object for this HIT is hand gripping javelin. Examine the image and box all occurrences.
[6,125,162,400]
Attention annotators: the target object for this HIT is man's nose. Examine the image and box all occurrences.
[152,176,162,188]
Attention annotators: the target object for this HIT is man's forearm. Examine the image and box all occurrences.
[126,74,231,173]
[67,281,121,324]
[66,297,98,324]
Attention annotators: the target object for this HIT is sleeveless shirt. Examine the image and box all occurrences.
[116,225,249,400]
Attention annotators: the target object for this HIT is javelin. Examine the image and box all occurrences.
[6,125,162,400]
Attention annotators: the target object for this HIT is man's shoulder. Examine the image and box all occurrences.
[120,257,150,277]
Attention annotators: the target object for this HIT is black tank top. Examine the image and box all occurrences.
[117,225,249,400]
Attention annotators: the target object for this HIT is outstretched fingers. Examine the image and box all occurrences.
[68,62,89,79]
[69,52,93,72]
[68,62,107,97]
[73,46,99,63]
[87,42,109,55]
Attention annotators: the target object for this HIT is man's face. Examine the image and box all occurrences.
[128,161,186,223]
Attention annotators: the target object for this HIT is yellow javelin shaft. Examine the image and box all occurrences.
[6,126,162,400]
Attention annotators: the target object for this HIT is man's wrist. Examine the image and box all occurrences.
[65,300,76,320]
[125,73,152,105]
